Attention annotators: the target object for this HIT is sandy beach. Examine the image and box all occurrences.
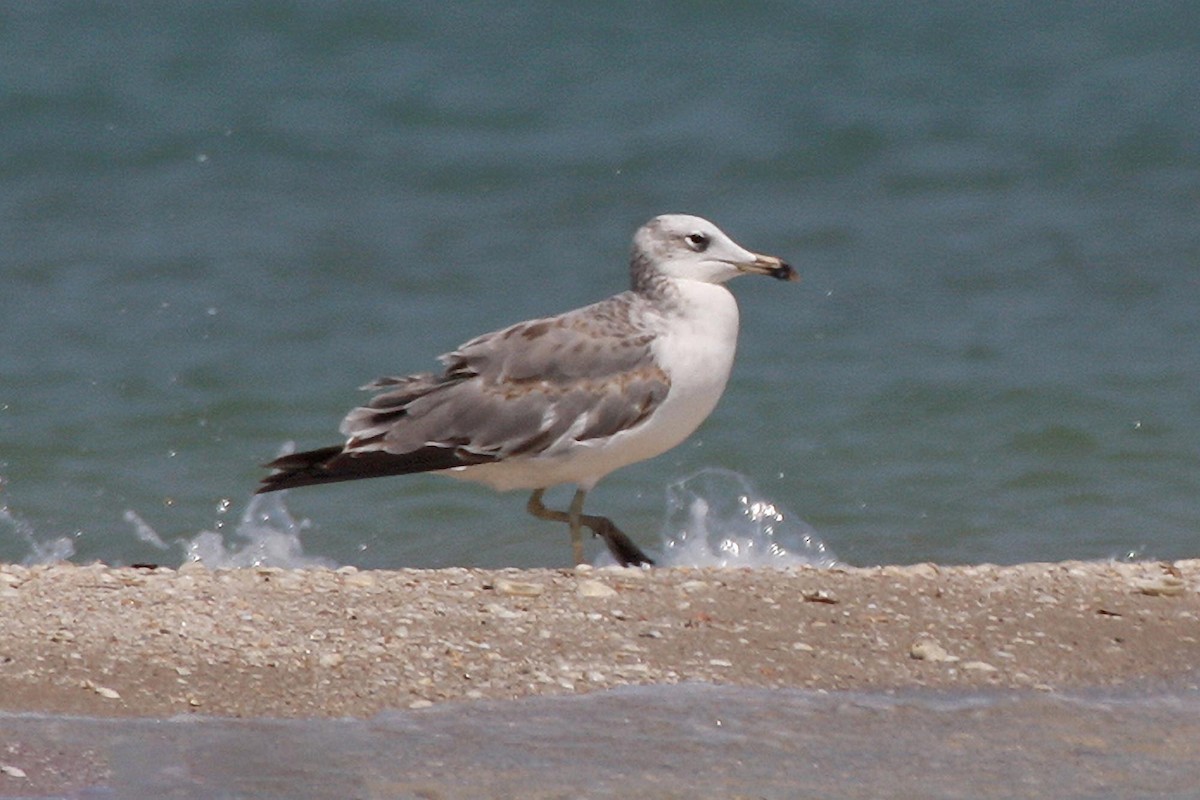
[1,559,1196,719]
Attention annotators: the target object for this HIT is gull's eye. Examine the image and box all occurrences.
[684,232,710,252]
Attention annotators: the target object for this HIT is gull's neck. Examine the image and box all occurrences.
[629,250,659,293]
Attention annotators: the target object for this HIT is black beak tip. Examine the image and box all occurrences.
[771,262,798,282]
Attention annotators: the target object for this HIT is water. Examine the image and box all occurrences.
[4,684,1200,799]
[3,2,1199,569]
[3,468,835,571]
[655,468,837,568]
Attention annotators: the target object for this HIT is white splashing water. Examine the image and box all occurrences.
[125,492,336,569]
[138,441,336,569]
[654,468,837,568]
[6,465,829,570]
[0,502,76,565]
[3,488,333,569]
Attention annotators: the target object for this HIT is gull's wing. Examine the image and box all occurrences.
[348,293,669,458]
[258,294,670,491]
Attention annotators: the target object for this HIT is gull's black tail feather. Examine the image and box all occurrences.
[256,445,495,493]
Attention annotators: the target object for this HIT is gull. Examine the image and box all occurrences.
[257,214,795,566]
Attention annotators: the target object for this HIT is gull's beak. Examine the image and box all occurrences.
[735,253,798,282]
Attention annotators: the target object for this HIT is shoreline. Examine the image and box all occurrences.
[0,559,1197,719]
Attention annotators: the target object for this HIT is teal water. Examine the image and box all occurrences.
[2,3,1198,568]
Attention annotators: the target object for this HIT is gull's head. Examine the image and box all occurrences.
[631,214,796,287]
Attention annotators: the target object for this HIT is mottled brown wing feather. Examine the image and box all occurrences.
[259,293,672,490]
[348,294,670,455]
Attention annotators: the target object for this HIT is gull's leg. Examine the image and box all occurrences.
[526,488,564,524]
[567,488,587,566]
[577,510,654,567]
[526,488,654,567]
[526,488,571,554]
[525,488,585,565]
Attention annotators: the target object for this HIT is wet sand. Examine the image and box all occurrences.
[5,684,1200,799]
[1,559,1196,719]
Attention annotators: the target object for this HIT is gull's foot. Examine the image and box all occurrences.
[588,517,654,567]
